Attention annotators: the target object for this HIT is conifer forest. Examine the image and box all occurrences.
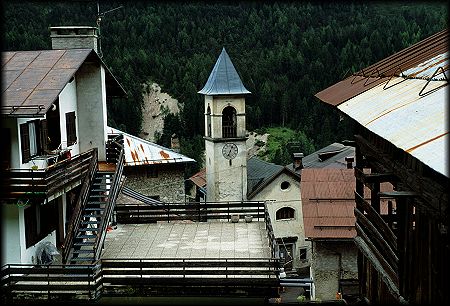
[4,1,447,170]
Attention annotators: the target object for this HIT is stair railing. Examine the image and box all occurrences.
[93,137,124,260]
[62,148,98,264]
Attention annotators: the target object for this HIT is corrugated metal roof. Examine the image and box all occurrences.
[2,49,126,117]
[337,78,448,177]
[315,29,449,178]
[315,29,448,106]
[107,126,196,166]
[301,168,393,239]
[198,47,251,95]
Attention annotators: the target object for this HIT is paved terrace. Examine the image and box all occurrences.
[102,220,271,259]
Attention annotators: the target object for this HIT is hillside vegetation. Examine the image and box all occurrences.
[4,1,447,173]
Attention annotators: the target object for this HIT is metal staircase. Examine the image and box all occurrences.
[70,171,114,264]
[62,134,124,264]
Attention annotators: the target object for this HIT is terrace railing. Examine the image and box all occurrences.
[1,258,279,302]
[114,201,265,223]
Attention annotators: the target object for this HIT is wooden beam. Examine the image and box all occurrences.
[378,191,419,198]
[355,134,448,218]
[354,167,397,184]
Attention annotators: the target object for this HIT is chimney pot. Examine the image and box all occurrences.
[345,156,354,169]
[50,26,99,53]
[293,152,304,170]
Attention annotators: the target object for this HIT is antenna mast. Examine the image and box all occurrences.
[96,1,123,58]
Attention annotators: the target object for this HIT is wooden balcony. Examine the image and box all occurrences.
[1,149,97,201]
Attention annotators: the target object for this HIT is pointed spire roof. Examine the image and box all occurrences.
[198,47,251,95]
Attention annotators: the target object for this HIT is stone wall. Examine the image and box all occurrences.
[123,163,186,203]
[311,240,358,301]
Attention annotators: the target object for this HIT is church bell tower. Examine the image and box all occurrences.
[198,48,250,202]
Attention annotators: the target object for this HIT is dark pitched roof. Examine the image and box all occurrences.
[198,47,251,95]
[2,49,126,117]
[286,142,355,174]
[247,157,283,196]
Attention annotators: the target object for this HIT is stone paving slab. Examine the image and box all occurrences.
[102,221,271,259]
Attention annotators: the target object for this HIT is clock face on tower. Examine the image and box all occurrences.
[222,143,238,160]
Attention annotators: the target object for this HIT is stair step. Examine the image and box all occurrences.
[73,249,95,254]
[81,220,101,225]
[74,242,95,246]
[78,227,99,232]
[89,194,108,198]
[91,189,108,192]
[85,207,105,211]
[83,214,102,218]
[77,234,96,239]
[87,201,107,204]
[71,257,95,262]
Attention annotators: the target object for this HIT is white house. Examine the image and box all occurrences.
[1,26,126,265]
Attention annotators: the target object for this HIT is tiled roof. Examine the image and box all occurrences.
[189,168,207,188]
[2,49,125,117]
[301,168,393,239]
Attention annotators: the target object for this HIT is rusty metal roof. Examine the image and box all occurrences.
[198,47,251,95]
[2,49,126,117]
[107,126,196,166]
[315,29,448,106]
[301,168,393,239]
[315,29,449,177]
[189,168,207,188]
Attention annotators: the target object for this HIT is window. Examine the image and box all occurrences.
[280,181,291,190]
[65,111,77,146]
[222,106,237,138]
[276,207,295,220]
[300,248,307,260]
[206,105,211,137]
[20,120,47,163]
[24,200,57,248]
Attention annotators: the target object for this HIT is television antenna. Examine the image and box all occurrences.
[96,1,123,58]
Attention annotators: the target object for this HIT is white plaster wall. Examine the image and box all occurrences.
[250,173,310,269]
[76,63,108,160]
[58,77,80,155]
[206,140,247,202]
[1,205,21,265]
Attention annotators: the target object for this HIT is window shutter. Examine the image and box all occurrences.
[65,112,77,146]
[20,123,31,163]
[40,119,48,153]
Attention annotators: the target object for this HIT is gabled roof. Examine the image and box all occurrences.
[2,49,126,117]
[301,168,393,240]
[198,47,251,95]
[315,29,449,177]
[107,126,196,166]
[247,157,283,197]
[189,168,207,189]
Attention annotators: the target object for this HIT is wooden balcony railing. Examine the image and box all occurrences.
[61,148,98,263]
[1,149,96,201]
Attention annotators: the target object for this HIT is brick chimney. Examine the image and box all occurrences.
[293,153,304,171]
[345,156,354,169]
[50,26,99,52]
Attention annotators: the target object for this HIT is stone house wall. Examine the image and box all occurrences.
[123,163,186,203]
[311,240,358,301]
